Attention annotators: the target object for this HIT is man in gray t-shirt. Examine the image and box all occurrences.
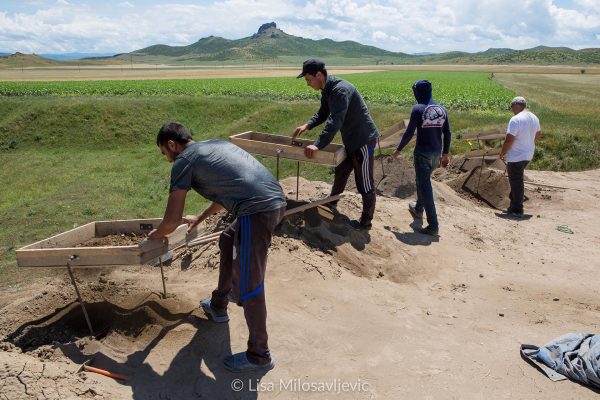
[169,139,286,217]
[149,122,286,372]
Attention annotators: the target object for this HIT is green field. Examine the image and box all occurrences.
[0,70,598,288]
[0,71,513,110]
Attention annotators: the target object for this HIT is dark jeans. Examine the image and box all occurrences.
[507,160,529,213]
[211,206,286,365]
[330,139,377,224]
[414,150,439,228]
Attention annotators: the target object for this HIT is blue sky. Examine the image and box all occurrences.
[0,0,598,54]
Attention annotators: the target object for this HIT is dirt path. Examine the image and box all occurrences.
[1,166,599,399]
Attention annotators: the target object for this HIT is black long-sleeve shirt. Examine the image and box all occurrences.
[307,75,379,154]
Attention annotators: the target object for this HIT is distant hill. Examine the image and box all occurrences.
[40,52,117,60]
[3,23,600,67]
[124,22,412,65]
[0,52,62,68]
[120,22,600,66]
[482,46,600,65]
[0,52,129,68]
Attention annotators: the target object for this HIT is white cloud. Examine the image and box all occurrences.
[0,0,597,54]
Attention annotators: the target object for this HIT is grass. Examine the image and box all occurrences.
[1,70,599,288]
[0,95,343,287]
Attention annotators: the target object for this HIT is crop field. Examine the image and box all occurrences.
[0,71,514,110]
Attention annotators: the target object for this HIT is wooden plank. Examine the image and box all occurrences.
[524,181,581,191]
[380,119,408,139]
[464,147,502,158]
[95,218,162,236]
[379,133,414,148]
[283,194,341,216]
[467,155,500,161]
[378,119,412,148]
[16,245,149,267]
[16,219,199,268]
[186,236,220,247]
[470,133,506,141]
[19,222,96,250]
[230,131,346,166]
[316,205,335,220]
[460,128,505,141]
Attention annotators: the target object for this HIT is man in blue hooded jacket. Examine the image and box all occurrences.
[393,80,451,236]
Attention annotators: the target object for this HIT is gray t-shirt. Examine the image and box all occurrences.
[169,140,286,217]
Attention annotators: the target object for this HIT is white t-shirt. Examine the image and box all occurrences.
[506,110,540,162]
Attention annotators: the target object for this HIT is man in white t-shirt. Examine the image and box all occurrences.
[499,96,541,215]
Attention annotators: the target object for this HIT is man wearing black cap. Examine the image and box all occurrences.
[293,59,380,230]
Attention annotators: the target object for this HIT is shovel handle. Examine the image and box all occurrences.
[83,365,129,381]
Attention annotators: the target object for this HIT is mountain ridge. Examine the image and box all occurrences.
[124,22,600,66]
[2,22,599,66]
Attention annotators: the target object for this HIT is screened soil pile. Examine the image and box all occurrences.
[76,233,144,247]
[73,213,231,248]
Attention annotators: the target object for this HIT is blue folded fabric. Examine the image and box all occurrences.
[521,333,600,389]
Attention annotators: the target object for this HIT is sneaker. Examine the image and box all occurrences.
[224,352,275,373]
[507,209,524,216]
[504,208,525,219]
[408,202,423,220]
[200,298,229,323]
[349,219,372,230]
[418,225,439,236]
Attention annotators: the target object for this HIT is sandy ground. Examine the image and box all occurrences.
[1,160,600,399]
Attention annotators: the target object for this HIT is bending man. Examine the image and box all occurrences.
[149,122,286,372]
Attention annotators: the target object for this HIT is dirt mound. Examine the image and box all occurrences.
[278,178,414,283]
[446,166,511,210]
[346,156,416,198]
[432,154,517,210]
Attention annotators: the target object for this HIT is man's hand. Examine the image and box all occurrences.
[183,214,200,231]
[292,123,309,139]
[304,144,319,158]
[440,154,449,168]
[183,202,224,233]
[148,189,187,240]
[392,149,400,159]
[499,133,515,162]
[148,229,166,241]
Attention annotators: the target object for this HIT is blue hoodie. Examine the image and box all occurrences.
[396,80,451,155]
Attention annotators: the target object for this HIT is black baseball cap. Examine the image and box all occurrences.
[296,59,325,78]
